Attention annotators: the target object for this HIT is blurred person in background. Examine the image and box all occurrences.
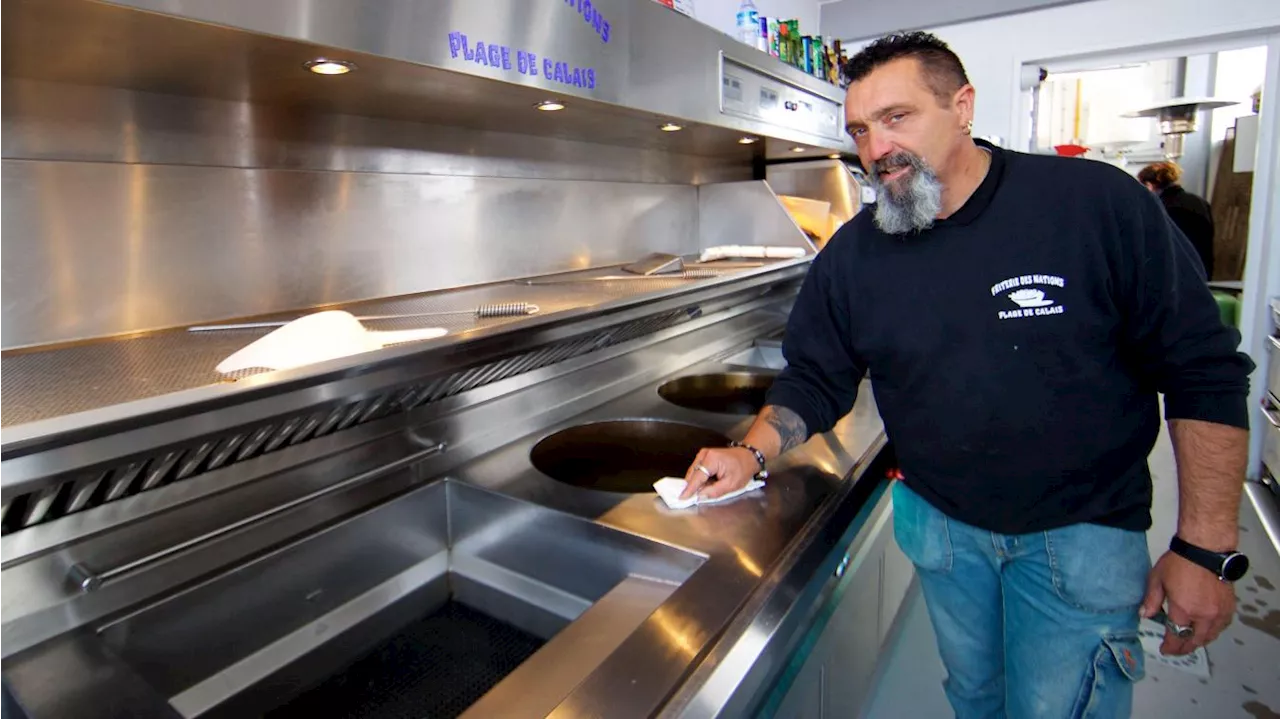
[1139,161,1215,278]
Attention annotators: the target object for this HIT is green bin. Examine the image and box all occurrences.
[1212,291,1240,328]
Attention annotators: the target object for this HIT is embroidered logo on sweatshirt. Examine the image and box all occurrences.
[991,274,1066,320]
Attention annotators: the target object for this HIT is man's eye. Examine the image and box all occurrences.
[887,114,906,124]
[851,127,867,138]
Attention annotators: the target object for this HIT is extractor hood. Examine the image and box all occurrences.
[2,0,853,159]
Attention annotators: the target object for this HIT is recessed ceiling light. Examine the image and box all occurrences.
[738,136,759,145]
[305,58,356,75]
[659,122,684,132]
[535,100,566,111]
[791,146,807,153]
[828,154,841,159]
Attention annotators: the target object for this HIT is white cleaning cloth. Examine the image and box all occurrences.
[215,311,447,374]
[698,245,808,262]
[653,477,766,510]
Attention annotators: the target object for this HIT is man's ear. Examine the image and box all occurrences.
[953,83,976,133]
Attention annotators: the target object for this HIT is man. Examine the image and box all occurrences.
[1138,161,1216,278]
[681,32,1253,718]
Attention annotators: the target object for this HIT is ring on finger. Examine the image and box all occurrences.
[1164,617,1195,639]
[695,464,712,478]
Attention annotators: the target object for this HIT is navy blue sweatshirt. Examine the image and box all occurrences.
[766,143,1254,534]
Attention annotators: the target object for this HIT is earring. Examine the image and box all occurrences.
[965,121,973,135]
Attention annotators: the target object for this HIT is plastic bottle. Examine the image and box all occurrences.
[735,0,759,46]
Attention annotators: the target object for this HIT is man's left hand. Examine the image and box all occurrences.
[1140,551,1236,655]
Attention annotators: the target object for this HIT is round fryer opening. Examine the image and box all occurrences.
[657,372,777,415]
[530,419,729,493]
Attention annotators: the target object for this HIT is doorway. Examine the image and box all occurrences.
[1020,33,1279,479]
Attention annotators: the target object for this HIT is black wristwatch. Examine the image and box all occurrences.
[729,441,769,481]
[1169,536,1249,582]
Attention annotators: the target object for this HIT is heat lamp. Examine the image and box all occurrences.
[1122,96,1242,159]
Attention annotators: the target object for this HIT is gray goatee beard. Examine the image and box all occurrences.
[869,151,943,235]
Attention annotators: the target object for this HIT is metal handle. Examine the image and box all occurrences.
[1269,334,1280,353]
[67,440,446,593]
[1262,398,1280,429]
[68,563,103,592]
[189,304,539,332]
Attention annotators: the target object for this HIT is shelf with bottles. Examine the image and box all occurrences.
[735,0,845,87]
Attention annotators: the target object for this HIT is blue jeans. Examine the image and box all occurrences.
[892,482,1150,719]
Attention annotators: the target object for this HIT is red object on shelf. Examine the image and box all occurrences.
[1053,144,1089,157]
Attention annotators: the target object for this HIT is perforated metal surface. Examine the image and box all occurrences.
[1,272,707,428]
[0,297,704,534]
[266,601,545,719]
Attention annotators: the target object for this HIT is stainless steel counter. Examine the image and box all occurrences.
[2,295,890,718]
[445,364,886,717]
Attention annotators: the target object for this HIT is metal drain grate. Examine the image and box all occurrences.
[0,306,700,534]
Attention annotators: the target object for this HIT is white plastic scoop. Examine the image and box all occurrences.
[215,311,447,374]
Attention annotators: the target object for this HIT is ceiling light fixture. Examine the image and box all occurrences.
[738,136,758,145]
[828,154,841,159]
[659,122,684,132]
[791,146,806,153]
[535,100,567,111]
[304,58,356,75]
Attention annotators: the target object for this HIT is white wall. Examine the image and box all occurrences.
[692,0,822,40]
[839,0,1280,144]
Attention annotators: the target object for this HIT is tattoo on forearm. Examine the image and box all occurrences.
[763,405,808,454]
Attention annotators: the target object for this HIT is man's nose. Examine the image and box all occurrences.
[861,130,894,166]
[865,131,896,165]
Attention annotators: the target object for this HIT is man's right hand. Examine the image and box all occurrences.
[678,405,808,502]
[680,446,760,501]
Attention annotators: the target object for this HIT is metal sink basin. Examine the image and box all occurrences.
[530,419,729,493]
[97,480,704,718]
[658,372,776,415]
[722,341,786,371]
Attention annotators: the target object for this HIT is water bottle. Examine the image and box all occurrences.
[735,0,759,46]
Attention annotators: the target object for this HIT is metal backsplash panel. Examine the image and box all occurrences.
[1,160,698,348]
[767,160,864,227]
[697,181,815,253]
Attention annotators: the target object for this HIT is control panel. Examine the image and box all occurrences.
[720,58,843,142]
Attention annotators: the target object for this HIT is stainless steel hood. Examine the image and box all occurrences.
[2,0,853,159]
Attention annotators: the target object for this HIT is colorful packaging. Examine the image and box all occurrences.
[767,18,779,58]
[786,20,800,67]
[757,16,768,52]
[802,36,813,74]
[777,20,790,64]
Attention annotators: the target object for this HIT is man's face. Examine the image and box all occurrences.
[844,57,973,234]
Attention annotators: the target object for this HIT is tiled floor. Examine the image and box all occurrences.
[863,424,1280,718]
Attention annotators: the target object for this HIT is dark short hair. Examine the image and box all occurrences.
[843,32,969,104]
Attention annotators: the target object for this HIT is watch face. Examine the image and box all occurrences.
[1222,553,1250,582]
